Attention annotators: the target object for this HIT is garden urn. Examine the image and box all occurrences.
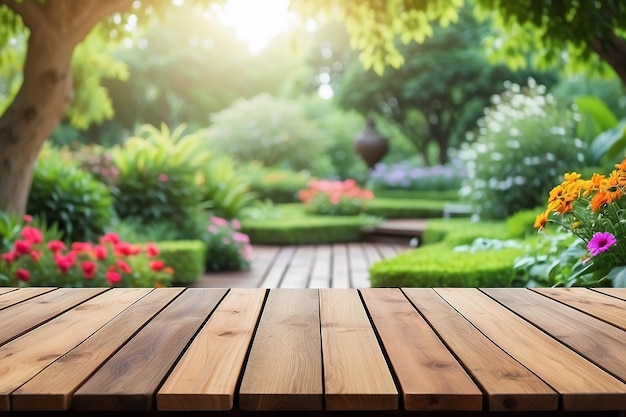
[354,118,389,169]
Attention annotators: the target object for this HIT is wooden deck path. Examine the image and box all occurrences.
[0,287,625,416]
[196,242,410,289]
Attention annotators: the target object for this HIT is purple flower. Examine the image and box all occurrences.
[587,232,617,256]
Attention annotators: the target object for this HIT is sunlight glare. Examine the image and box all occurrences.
[215,0,297,53]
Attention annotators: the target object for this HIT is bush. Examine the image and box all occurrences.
[205,94,325,171]
[370,243,523,287]
[0,212,63,254]
[28,146,114,242]
[506,208,542,239]
[370,159,464,191]
[112,124,208,230]
[240,163,311,203]
[203,217,253,271]
[0,228,172,287]
[459,79,586,219]
[421,218,509,246]
[157,240,206,285]
[198,155,257,219]
[298,179,373,216]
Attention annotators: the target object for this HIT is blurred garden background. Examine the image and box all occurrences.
[1,0,626,288]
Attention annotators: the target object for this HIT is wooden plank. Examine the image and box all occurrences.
[484,288,626,382]
[362,242,384,265]
[593,287,626,301]
[258,246,295,288]
[436,288,626,411]
[0,288,17,296]
[348,243,370,289]
[157,288,266,411]
[11,288,183,411]
[72,288,228,412]
[0,287,106,346]
[0,287,56,310]
[403,288,557,411]
[320,288,397,410]
[331,244,350,288]
[281,245,315,288]
[309,245,331,288]
[239,289,323,411]
[0,288,151,411]
[533,287,626,331]
[360,288,482,411]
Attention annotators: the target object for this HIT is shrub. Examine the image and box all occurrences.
[370,243,523,287]
[205,94,325,171]
[421,218,509,246]
[0,212,62,254]
[157,240,206,285]
[506,208,541,239]
[240,163,311,203]
[459,79,586,219]
[364,198,447,219]
[198,155,257,219]
[28,146,114,242]
[203,217,253,271]
[69,144,120,187]
[0,228,172,287]
[370,159,464,191]
[298,179,374,216]
[112,123,209,230]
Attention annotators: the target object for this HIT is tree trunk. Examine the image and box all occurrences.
[0,0,133,216]
[589,33,626,86]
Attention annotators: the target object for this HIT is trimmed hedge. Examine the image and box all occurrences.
[370,243,523,287]
[364,198,447,219]
[421,219,509,247]
[157,240,206,286]
[372,189,460,201]
[242,217,372,245]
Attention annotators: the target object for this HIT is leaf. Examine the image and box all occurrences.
[606,266,626,287]
[589,119,626,165]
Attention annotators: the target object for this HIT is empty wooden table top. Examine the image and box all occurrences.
[0,287,625,416]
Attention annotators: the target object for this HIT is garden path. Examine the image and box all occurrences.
[194,242,410,289]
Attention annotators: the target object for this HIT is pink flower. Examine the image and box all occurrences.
[233,232,250,244]
[55,252,76,273]
[81,261,97,279]
[149,260,165,271]
[14,240,31,256]
[93,245,108,260]
[116,259,132,274]
[47,240,66,253]
[231,219,241,230]
[158,173,169,182]
[21,226,43,244]
[22,214,33,223]
[211,216,229,227]
[588,232,617,256]
[71,242,92,253]
[16,268,30,282]
[30,250,42,262]
[100,232,121,245]
[145,242,160,257]
[0,251,17,263]
[106,271,122,285]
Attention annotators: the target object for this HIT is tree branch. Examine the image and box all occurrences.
[0,0,45,29]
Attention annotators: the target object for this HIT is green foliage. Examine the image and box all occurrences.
[421,218,509,246]
[370,243,522,287]
[298,179,373,216]
[240,163,311,204]
[0,211,62,254]
[589,120,626,169]
[372,189,460,201]
[157,240,206,285]
[364,198,447,219]
[27,147,114,243]
[205,94,326,171]
[112,124,209,230]
[506,208,541,239]
[198,155,257,220]
[459,79,586,219]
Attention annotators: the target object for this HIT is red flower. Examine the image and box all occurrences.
[29,250,42,262]
[145,242,160,257]
[16,268,30,282]
[55,253,76,273]
[21,226,43,244]
[93,245,108,260]
[0,251,17,263]
[71,242,92,253]
[81,261,97,279]
[14,240,31,256]
[22,214,33,223]
[149,260,165,271]
[116,259,132,274]
[106,271,121,286]
[114,242,140,256]
[100,232,121,245]
[47,240,67,253]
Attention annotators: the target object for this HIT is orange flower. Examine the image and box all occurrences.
[590,191,611,212]
[534,211,549,229]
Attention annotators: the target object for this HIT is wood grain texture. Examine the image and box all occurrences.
[258,246,295,288]
[534,288,626,331]
[0,288,150,411]
[0,288,106,346]
[403,288,557,411]
[593,288,626,301]
[157,288,266,411]
[360,288,482,411]
[437,288,626,411]
[11,288,182,411]
[0,287,55,310]
[0,288,17,296]
[281,246,315,288]
[320,288,397,410]
[331,244,350,288]
[484,288,626,381]
[239,289,323,411]
[72,288,227,412]
[348,244,370,289]
[309,245,331,288]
